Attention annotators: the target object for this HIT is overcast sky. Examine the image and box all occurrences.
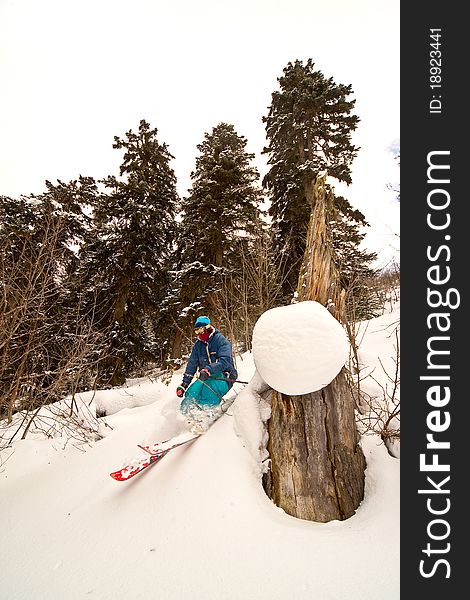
[0,0,399,268]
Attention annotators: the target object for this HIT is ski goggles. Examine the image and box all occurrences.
[194,325,207,334]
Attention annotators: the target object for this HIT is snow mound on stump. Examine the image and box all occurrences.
[252,300,349,395]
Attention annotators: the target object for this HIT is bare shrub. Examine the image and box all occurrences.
[367,261,400,314]
[342,261,400,457]
[0,395,106,450]
[212,232,292,353]
[346,316,400,458]
[0,213,106,446]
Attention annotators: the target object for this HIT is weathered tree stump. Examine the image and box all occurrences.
[265,369,365,522]
[263,172,366,522]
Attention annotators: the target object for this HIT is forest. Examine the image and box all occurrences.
[0,59,398,458]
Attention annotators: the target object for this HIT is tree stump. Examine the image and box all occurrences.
[265,369,365,522]
[262,172,366,522]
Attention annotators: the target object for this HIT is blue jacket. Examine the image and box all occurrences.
[182,328,238,389]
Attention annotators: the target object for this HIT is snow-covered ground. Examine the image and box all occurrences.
[0,298,399,600]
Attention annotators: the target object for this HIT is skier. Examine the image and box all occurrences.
[176,316,238,432]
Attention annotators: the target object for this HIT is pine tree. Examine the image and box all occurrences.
[79,120,179,384]
[181,122,261,267]
[330,195,380,319]
[168,122,262,358]
[262,59,360,296]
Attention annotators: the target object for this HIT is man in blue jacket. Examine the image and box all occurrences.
[177,316,238,427]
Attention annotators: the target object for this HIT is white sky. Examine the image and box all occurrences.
[0,0,400,267]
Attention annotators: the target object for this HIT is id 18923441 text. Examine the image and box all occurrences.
[429,28,442,115]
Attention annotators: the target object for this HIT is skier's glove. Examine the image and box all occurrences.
[176,385,186,398]
[198,369,211,381]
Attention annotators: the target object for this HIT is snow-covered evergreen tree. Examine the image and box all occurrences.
[329,195,380,319]
[262,59,361,296]
[168,122,262,358]
[79,120,179,384]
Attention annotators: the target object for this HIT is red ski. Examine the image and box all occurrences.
[138,432,202,456]
[110,397,235,482]
[109,435,198,482]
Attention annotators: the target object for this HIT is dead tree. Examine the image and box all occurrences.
[264,173,366,522]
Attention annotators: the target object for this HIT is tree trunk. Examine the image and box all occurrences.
[266,370,365,522]
[263,172,365,522]
[171,327,184,360]
[113,281,130,325]
[215,245,223,268]
[98,276,130,387]
[108,362,126,387]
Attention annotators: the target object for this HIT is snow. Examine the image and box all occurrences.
[0,298,399,600]
[252,300,349,394]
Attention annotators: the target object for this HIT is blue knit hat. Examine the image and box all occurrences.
[194,315,211,328]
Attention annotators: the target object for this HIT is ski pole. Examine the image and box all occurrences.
[198,378,226,403]
[198,377,249,403]
[214,377,249,384]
